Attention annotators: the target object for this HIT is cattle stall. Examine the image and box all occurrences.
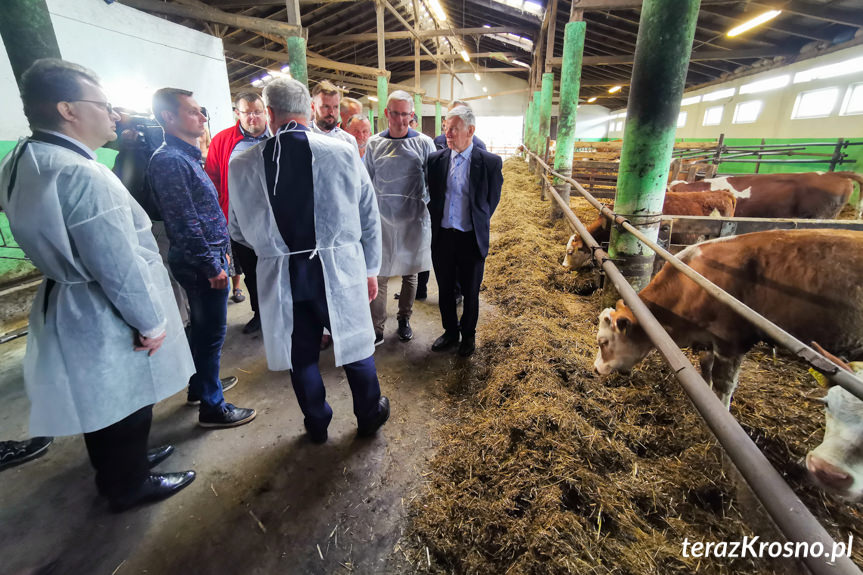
[522,148,863,573]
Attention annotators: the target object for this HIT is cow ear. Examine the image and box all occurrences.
[616,316,630,335]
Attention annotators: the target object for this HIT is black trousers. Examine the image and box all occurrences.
[83,405,152,500]
[232,240,259,315]
[432,228,485,337]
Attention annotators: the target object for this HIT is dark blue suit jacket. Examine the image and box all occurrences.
[426,146,503,259]
[433,134,487,151]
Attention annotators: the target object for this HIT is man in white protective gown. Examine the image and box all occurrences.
[228,77,390,444]
[0,59,196,512]
[362,90,436,345]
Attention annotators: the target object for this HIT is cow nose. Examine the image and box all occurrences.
[807,454,853,490]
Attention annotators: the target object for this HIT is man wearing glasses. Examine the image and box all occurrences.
[0,59,196,511]
[363,91,436,345]
[148,87,256,429]
[205,92,269,334]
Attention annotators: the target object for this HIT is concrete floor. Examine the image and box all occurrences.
[0,277,465,575]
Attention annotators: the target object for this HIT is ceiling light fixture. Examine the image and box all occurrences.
[461,49,471,62]
[608,85,622,94]
[474,73,481,81]
[368,95,379,102]
[727,9,781,37]
[427,0,448,21]
[587,96,597,103]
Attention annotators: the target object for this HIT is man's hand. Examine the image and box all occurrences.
[367,276,378,302]
[134,331,166,356]
[209,269,229,290]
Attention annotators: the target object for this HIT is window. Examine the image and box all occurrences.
[840,83,863,116]
[614,121,624,131]
[794,56,863,84]
[702,88,736,102]
[791,87,839,119]
[680,95,701,106]
[740,75,789,95]
[733,100,762,124]
[703,105,724,126]
[677,111,687,127]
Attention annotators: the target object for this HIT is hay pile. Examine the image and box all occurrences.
[407,158,863,574]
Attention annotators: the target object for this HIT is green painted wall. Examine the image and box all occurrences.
[0,141,119,284]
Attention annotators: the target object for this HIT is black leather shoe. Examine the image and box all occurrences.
[147,445,174,469]
[397,318,413,341]
[431,331,460,352]
[187,376,238,406]
[358,396,390,437]
[109,471,196,513]
[305,423,328,444]
[0,437,53,472]
[198,404,257,428]
[458,335,476,357]
[242,314,261,334]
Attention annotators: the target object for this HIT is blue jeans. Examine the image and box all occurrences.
[171,258,228,413]
[291,295,381,436]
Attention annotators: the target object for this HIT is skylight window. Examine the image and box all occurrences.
[483,25,534,51]
[680,95,701,106]
[703,105,724,126]
[840,83,863,116]
[677,111,687,127]
[794,56,863,84]
[791,87,839,119]
[490,0,543,16]
[733,100,762,124]
[702,88,736,102]
[739,75,789,95]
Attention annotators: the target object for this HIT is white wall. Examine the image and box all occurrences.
[0,0,234,140]
[607,43,863,140]
[416,71,529,117]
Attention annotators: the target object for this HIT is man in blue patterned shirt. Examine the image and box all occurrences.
[147,88,256,428]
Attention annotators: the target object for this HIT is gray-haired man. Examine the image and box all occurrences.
[363,90,436,345]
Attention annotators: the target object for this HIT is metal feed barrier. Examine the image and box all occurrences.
[523,147,863,575]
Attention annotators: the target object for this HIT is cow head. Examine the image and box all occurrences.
[562,234,592,270]
[806,359,863,501]
[593,300,654,375]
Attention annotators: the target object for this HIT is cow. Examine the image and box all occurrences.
[593,229,863,411]
[668,172,863,219]
[805,343,863,500]
[562,189,737,270]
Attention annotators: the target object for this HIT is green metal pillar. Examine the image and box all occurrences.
[0,0,61,86]
[286,36,308,88]
[414,93,422,129]
[607,0,700,300]
[552,21,586,220]
[526,99,536,169]
[377,75,388,133]
[539,73,554,159]
[368,108,375,132]
[435,101,442,137]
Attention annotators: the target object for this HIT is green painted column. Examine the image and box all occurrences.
[539,73,554,159]
[531,92,541,155]
[377,75,388,133]
[414,93,422,128]
[435,101,442,137]
[552,21,586,220]
[607,0,701,299]
[286,36,308,87]
[526,99,536,169]
[368,108,375,132]
[0,0,61,85]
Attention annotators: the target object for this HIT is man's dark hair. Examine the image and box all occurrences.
[311,80,339,99]
[20,58,102,130]
[152,87,193,127]
[234,91,263,109]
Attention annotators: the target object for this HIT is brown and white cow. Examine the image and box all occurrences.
[593,229,863,411]
[804,343,863,500]
[562,189,737,270]
[668,172,863,219]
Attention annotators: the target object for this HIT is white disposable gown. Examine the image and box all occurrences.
[228,129,381,370]
[363,132,435,277]
[311,122,359,153]
[0,139,193,437]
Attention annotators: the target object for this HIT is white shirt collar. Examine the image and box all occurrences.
[40,130,97,160]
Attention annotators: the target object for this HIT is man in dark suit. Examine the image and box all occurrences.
[426,105,503,357]
[432,100,487,151]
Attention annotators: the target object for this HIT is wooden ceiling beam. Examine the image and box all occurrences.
[223,41,390,76]
[118,0,301,36]
[547,46,794,66]
[754,0,863,29]
[313,26,534,43]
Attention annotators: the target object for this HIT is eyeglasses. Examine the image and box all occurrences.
[386,109,413,120]
[237,110,266,117]
[71,99,114,115]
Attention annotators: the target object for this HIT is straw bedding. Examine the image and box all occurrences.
[406,158,863,574]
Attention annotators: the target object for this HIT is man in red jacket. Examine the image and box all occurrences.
[205,92,269,334]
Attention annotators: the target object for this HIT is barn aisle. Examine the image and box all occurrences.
[0,274,475,574]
